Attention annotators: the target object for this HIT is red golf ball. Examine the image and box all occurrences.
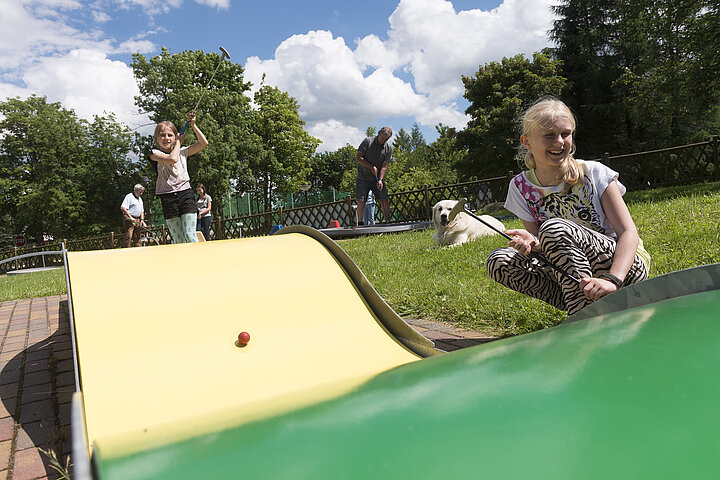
[238,331,251,344]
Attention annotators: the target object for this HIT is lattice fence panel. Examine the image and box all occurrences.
[603,141,716,190]
[283,200,353,229]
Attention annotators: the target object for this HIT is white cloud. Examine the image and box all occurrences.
[245,0,555,151]
[195,0,230,9]
[0,0,96,71]
[92,10,111,23]
[21,49,148,129]
[2,0,557,153]
[307,119,364,152]
[113,0,182,16]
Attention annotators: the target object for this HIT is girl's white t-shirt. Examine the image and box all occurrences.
[153,146,190,195]
[504,160,623,238]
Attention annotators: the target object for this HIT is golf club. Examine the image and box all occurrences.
[179,46,231,135]
[448,198,580,284]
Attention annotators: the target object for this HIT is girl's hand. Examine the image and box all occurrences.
[580,277,616,300]
[505,229,537,256]
[187,112,196,126]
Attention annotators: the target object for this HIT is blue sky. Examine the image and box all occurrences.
[0,0,557,151]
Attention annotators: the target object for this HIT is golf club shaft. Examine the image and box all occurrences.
[460,204,581,284]
[179,53,226,135]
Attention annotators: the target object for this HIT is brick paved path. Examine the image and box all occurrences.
[0,296,73,480]
[0,295,494,479]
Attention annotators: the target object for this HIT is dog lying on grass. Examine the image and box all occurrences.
[432,200,505,247]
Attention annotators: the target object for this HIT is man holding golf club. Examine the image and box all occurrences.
[356,127,393,225]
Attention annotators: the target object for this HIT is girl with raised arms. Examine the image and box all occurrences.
[150,113,208,243]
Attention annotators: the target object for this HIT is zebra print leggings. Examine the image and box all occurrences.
[486,218,648,314]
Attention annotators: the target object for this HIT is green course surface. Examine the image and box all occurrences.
[97,287,720,479]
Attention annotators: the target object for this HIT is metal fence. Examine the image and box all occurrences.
[2,135,718,270]
[595,135,719,188]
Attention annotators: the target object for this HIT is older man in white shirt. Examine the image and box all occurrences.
[120,184,147,247]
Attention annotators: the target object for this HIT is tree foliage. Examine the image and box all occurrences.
[0,95,138,241]
[249,81,320,212]
[310,144,356,191]
[457,51,566,178]
[551,0,720,154]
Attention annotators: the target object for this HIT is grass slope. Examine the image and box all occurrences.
[2,183,719,337]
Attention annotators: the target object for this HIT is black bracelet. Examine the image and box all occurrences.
[599,272,624,289]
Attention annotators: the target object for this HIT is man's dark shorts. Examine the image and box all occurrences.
[159,188,197,219]
[356,179,389,202]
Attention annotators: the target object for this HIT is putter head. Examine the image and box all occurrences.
[447,198,468,222]
[219,46,230,59]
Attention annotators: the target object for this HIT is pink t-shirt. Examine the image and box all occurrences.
[153,146,191,194]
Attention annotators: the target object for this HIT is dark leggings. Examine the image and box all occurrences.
[486,218,648,314]
[197,216,211,241]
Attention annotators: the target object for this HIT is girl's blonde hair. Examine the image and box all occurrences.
[519,96,583,186]
[153,121,178,150]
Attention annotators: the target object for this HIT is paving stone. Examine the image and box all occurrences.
[421,330,462,341]
[55,372,75,389]
[21,360,49,375]
[0,418,14,443]
[0,398,16,419]
[0,440,10,471]
[54,360,73,375]
[18,385,52,405]
[18,400,54,424]
[12,447,47,480]
[24,349,50,362]
[22,371,50,388]
[15,421,55,451]
[0,342,24,354]
[0,370,20,387]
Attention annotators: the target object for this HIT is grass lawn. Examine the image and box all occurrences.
[341,181,720,336]
[0,268,66,303]
[2,182,719,338]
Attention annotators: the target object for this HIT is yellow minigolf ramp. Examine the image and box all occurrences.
[66,226,437,459]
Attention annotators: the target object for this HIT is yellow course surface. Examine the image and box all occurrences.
[66,228,435,459]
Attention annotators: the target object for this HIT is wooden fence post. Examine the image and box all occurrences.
[345,195,354,226]
[110,232,114,249]
[603,152,610,165]
[712,135,719,181]
[423,184,430,220]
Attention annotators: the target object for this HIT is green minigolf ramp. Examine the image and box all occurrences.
[97,281,720,479]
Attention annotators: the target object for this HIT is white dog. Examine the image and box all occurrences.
[432,200,506,247]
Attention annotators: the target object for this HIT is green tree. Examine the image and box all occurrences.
[131,47,256,214]
[551,0,720,153]
[457,51,566,178]
[249,81,320,212]
[392,128,412,155]
[611,0,720,149]
[0,95,138,241]
[310,144,356,191]
[549,0,625,156]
